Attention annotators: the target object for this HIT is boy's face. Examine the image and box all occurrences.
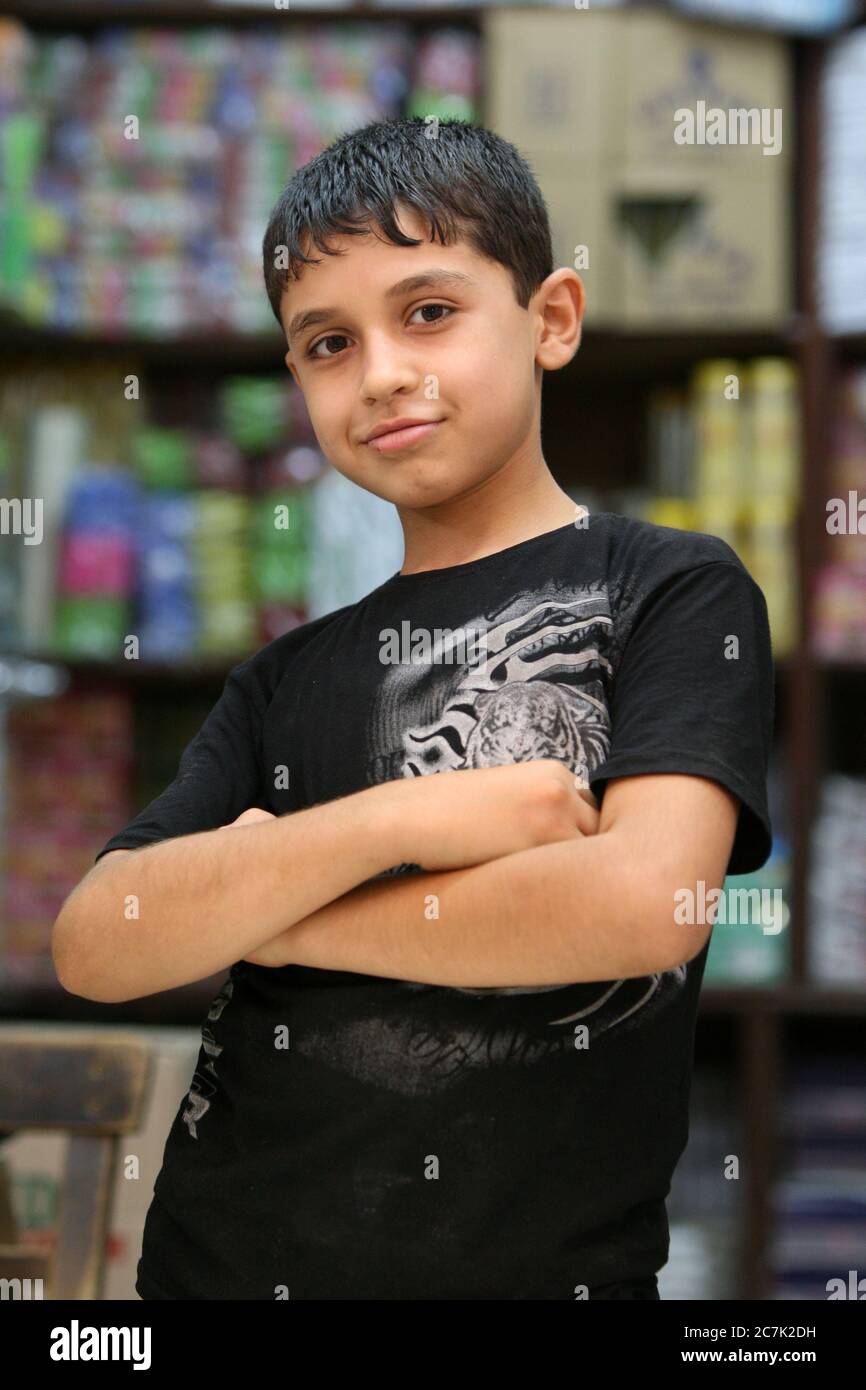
[280,203,583,511]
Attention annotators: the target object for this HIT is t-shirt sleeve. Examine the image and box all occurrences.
[94,658,266,863]
[588,559,775,876]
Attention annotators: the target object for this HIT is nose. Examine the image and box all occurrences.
[359,331,421,403]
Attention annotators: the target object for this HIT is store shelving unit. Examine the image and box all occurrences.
[2,0,866,1299]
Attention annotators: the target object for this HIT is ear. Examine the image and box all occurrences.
[534,268,585,372]
[284,350,301,389]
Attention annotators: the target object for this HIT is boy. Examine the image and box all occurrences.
[53,118,774,1301]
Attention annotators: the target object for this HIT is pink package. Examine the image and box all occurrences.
[58,532,135,595]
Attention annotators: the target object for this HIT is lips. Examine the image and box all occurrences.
[365,419,443,454]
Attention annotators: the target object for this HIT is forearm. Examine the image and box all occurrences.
[256,831,678,986]
[54,784,405,1003]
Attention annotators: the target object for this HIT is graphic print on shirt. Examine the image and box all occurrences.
[181,975,234,1139]
[337,579,692,1092]
[369,584,614,786]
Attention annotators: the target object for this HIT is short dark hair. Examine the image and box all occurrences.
[261,116,554,332]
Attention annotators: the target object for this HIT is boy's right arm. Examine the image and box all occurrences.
[52,781,409,1004]
[53,760,597,1004]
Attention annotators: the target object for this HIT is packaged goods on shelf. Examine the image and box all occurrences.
[193,490,256,657]
[2,689,133,983]
[661,1223,735,1300]
[306,465,407,618]
[0,367,339,658]
[132,427,196,492]
[703,838,791,985]
[705,749,790,986]
[19,405,87,652]
[743,357,802,502]
[0,20,480,335]
[137,491,198,662]
[221,377,293,456]
[643,356,800,658]
[738,358,801,656]
[0,430,15,643]
[647,386,695,501]
[818,29,866,331]
[54,469,139,660]
[813,367,866,661]
[808,774,866,985]
[691,358,743,550]
[769,1060,866,1299]
[252,447,323,640]
[663,1068,740,1299]
[404,28,480,124]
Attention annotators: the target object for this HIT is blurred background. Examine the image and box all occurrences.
[0,0,865,1302]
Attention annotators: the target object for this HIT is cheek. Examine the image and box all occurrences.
[303,383,347,443]
[462,320,531,391]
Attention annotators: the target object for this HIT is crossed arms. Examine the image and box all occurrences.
[53,762,738,1003]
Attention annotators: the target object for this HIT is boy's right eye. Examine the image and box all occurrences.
[307,334,349,360]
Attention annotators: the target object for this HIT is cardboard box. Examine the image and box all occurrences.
[484,8,791,170]
[531,157,791,327]
[613,163,791,326]
[526,156,616,328]
[484,8,620,162]
[621,7,791,169]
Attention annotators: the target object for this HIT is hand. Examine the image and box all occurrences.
[384,758,600,873]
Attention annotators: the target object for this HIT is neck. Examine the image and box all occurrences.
[396,463,580,577]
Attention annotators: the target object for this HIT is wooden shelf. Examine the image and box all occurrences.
[1,2,485,26]
[0,646,802,686]
[3,978,866,1028]
[701,984,866,1015]
[0,315,797,379]
[0,647,256,685]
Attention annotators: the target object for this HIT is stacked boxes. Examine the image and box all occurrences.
[485,7,792,327]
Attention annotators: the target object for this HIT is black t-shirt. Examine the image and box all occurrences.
[96,513,774,1300]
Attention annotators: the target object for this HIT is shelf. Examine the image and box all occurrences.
[830,332,866,356]
[815,655,866,675]
[0,2,485,26]
[700,984,866,1015]
[4,978,866,1028]
[0,317,799,381]
[0,973,223,1026]
[0,648,255,685]
[0,647,803,686]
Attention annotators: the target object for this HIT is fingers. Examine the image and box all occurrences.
[573,786,600,836]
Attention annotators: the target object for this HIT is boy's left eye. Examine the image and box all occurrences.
[408,303,453,326]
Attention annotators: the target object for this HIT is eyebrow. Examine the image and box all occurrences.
[286,269,479,345]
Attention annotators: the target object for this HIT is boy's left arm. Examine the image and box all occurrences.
[244,772,738,985]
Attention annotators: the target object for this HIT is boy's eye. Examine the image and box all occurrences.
[408,302,453,326]
[307,334,349,361]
